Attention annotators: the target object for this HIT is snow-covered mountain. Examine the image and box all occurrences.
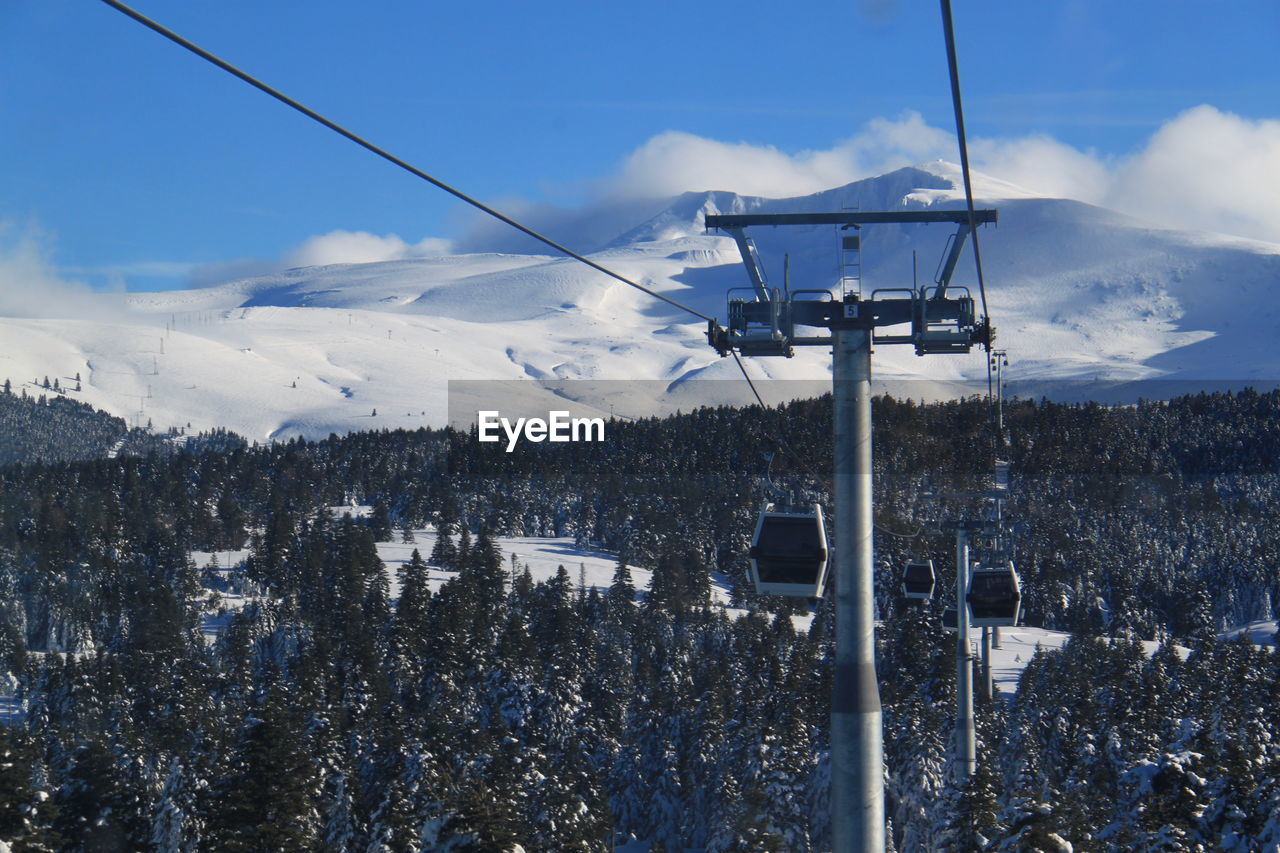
[5,162,1279,441]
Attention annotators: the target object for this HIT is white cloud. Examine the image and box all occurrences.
[841,113,956,175]
[0,222,130,320]
[104,105,1280,293]
[605,131,845,199]
[596,106,1280,245]
[1104,105,1280,243]
[602,113,1111,207]
[970,134,1111,203]
[185,230,454,287]
[603,112,953,200]
[283,231,453,268]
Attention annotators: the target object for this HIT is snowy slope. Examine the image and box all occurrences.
[1220,620,1278,647]
[5,163,1279,441]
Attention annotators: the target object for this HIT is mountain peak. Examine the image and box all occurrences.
[606,163,1042,246]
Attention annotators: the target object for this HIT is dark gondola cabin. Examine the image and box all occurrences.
[748,503,829,597]
[941,605,958,632]
[902,560,936,601]
[966,563,1021,627]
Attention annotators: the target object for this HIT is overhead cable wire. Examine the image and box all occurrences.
[874,521,925,540]
[731,350,825,483]
[939,0,992,350]
[95,0,715,325]
[731,350,770,411]
[986,341,996,439]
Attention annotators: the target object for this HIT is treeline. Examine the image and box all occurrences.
[9,386,1278,646]
[0,388,126,465]
[0,388,1278,848]
[0,385,245,468]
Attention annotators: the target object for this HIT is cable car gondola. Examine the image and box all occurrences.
[748,502,829,597]
[941,605,958,632]
[966,562,1021,627]
[902,560,936,602]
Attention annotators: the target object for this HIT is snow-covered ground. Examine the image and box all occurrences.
[189,524,779,641]
[372,529,827,632]
[187,523,1176,695]
[190,549,251,571]
[5,164,1279,442]
[375,531,656,601]
[1221,619,1278,647]
[981,628,1196,697]
[983,627,1072,695]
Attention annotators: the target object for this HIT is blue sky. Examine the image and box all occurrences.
[2,0,1278,292]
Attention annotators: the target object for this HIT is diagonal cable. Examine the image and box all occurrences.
[96,0,714,324]
[731,350,824,481]
[940,0,993,350]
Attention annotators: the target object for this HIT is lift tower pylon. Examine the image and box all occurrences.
[706,208,997,853]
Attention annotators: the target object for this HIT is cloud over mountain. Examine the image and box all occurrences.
[583,106,1280,245]
[1104,105,1280,243]
[176,105,1277,289]
[284,231,454,268]
[0,221,130,321]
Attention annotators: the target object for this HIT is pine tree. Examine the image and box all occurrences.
[607,558,636,616]
[53,739,146,852]
[151,756,198,853]
[321,773,355,853]
[205,680,321,851]
[395,548,432,665]
[455,527,472,571]
[369,500,392,542]
[0,727,60,851]
[429,518,457,570]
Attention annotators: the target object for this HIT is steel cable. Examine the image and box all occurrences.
[96,0,715,325]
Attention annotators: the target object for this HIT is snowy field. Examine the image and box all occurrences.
[979,627,1194,697]
[375,531,657,601]
[983,627,1072,695]
[6,164,1280,443]
[190,549,251,571]
[374,528,821,632]
[189,520,794,642]
[184,521,1215,696]
[185,521,1176,699]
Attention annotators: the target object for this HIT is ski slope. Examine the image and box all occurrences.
[5,163,1279,442]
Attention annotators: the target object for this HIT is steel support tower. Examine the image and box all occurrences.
[706,208,996,853]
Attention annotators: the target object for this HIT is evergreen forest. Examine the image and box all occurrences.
[1,386,1279,851]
